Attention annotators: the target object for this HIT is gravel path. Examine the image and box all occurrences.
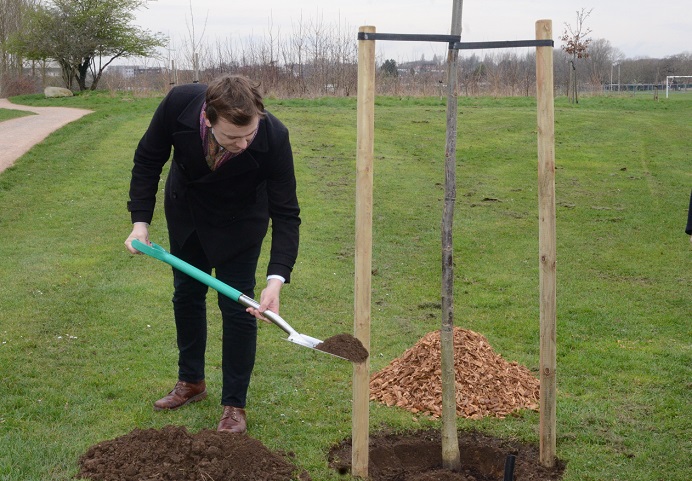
[0,98,93,174]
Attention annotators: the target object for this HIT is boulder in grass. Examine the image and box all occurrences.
[44,86,73,98]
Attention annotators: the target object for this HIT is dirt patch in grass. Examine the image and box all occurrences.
[329,429,566,480]
[76,425,311,481]
[77,426,565,481]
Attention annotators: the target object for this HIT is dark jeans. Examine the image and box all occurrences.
[169,232,260,408]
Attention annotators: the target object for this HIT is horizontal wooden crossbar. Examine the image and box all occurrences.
[356,32,553,49]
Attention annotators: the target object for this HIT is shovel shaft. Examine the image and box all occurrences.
[131,239,332,353]
[131,239,308,343]
[131,239,242,301]
[236,294,299,338]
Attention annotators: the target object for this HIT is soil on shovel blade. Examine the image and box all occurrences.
[328,429,566,481]
[315,332,369,362]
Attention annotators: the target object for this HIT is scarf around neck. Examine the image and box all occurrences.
[200,102,256,171]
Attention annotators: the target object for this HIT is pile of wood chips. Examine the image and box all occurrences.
[369,327,540,419]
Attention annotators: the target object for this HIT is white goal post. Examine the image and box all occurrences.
[666,75,692,98]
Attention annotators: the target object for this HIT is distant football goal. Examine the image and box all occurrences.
[666,75,692,98]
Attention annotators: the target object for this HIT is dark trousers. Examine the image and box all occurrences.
[169,232,260,408]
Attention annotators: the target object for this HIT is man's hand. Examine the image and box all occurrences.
[247,278,283,323]
[124,222,151,254]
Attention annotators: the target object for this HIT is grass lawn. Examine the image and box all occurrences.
[0,91,690,480]
[0,108,34,122]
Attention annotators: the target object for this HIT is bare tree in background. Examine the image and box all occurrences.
[0,0,37,95]
[0,0,21,77]
[560,8,592,103]
[306,14,328,94]
[283,13,308,95]
[182,0,208,83]
[586,38,622,87]
[521,51,537,97]
[328,14,357,96]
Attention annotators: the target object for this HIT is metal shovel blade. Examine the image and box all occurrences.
[286,332,322,349]
[238,295,348,361]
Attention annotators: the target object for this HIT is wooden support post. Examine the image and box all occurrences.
[535,19,557,469]
[352,25,376,479]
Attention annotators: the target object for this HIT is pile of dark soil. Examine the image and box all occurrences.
[76,425,310,481]
[316,332,369,362]
[328,429,565,481]
[370,327,540,419]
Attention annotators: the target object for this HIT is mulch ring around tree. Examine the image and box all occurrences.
[328,429,566,481]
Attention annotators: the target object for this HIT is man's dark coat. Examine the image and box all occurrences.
[687,189,692,235]
[128,83,300,281]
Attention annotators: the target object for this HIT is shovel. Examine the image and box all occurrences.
[131,239,343,359]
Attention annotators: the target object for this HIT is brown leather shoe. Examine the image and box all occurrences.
[217,406,247,434]
[153,380,207,411]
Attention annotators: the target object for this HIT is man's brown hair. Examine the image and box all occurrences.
[205,75,265,126]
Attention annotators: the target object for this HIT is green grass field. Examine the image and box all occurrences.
[0,108,34,122]
[0,92,690,480]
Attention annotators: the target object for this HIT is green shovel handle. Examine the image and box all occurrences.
[131,239,242,303]
[131,239,348,359]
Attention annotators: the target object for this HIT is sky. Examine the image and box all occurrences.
[133,0,692,62]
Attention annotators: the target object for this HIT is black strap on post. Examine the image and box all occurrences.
[357,32,461,43]
[454,39,554,50]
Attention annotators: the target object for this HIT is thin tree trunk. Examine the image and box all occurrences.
[574,60,579,103]
[441,0,463,472]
